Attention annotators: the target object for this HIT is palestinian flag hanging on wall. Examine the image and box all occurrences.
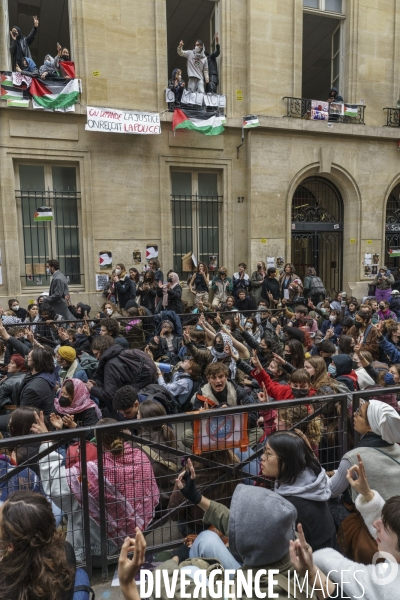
[34,207,53,222]
[30,78,80,109]
[172,108,224,135]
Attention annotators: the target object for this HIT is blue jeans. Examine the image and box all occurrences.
[234,447,260,483]
[73,568,91,599]
[189,530,241,572]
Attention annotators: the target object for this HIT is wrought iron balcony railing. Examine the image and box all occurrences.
[283,97,366,125]
[383,107,400,127]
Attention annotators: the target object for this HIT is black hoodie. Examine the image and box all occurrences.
[9,25,38,70]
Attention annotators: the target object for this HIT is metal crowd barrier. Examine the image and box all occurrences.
[3,307,292,352]
[0,391,353,581]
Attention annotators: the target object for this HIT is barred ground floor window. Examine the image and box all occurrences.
[171,170,222,278]
[16,163,82,287]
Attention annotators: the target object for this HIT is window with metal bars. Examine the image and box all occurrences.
[171,171,222,278]
[16,164,82,287]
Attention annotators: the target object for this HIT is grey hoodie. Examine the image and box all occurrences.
[275,468,331,501]
[228,484,297,566]
[177,45,209,81]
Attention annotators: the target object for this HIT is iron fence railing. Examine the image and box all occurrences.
[383,107,400,127]
[0,392,351,581]
[283,97,366,124]
[1,374,398,581]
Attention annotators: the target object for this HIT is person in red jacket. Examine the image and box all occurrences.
[250,351,317,401]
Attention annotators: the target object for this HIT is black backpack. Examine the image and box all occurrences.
[138,383,179,414]
[309,276,326,297]
[118,349,158,390]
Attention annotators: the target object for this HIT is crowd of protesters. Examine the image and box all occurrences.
[1,257,400,599]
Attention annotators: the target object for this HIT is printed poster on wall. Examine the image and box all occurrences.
[311,100,329,121]
[96,273,109,291]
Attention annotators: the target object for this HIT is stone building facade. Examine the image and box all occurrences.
[1,0,400,306]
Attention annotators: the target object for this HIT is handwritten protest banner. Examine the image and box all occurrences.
[166,89,226,108]
[85,106,161,134]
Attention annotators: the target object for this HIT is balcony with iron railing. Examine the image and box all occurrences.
[283,97,366,125]
[383,107,400,127]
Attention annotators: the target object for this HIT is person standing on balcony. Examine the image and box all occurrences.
[9,15,39,70]
[205,32,220,93]
[177,39,209,94]
[46,259,75,321]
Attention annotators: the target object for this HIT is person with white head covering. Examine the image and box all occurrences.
[329,399,400,503]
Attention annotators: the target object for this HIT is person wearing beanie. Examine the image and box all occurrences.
[56,345,88,385]
[0,354,27,410]
[154,459,316,599]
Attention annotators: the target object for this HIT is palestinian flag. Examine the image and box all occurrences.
[30,78,80,109]
[344,104,358,118]
[1,71,25,101]
[172,108,224,135]
[243,114,260,128]
[34,207,53,222]
[60,61,76,79]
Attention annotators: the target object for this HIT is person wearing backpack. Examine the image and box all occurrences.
[85,335,157,415]
[303,267,326,305]
[155,358,203,410]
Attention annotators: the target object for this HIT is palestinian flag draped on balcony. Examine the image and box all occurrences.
[30,78,80,109]
[172,108,224,135]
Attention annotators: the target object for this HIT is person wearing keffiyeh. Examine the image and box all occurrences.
[210,331,238,379]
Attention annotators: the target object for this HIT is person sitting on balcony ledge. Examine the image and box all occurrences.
[39,55,58,80]
[15,56,39,78]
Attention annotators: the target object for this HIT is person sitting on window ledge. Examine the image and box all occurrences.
[15,56,39,78]
[39,54,58,80]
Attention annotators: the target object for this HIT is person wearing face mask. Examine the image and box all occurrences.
[9,16,38,70]
[372,266,395,303]
[327,354,359,392]
[7,298,27,321]
[250,261,266,304]
[39,53,58,80]
[101,301,122,319]
[251,352,317,401]
[348,309,379,360]
[156,272,184,314]
[45,259,75,321]
[177,39,209,93]
[112,263,136,309]
[50,378,101,433]
[376,299,397,321]
[320,309,342,344]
